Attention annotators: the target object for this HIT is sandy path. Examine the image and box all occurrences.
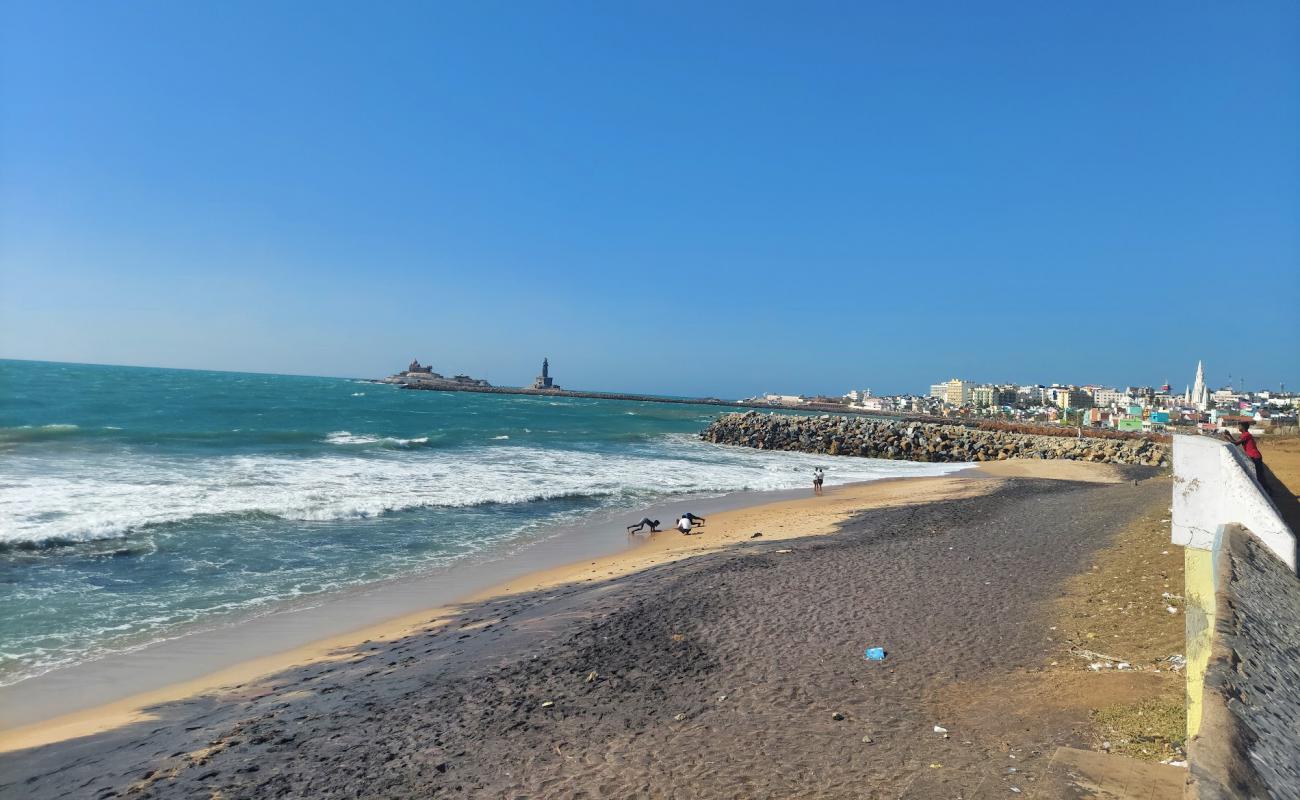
[2,465,1164,799]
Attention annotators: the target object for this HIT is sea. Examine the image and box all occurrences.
[0,360,966,687]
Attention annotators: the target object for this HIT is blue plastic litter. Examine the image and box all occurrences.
[864,647,887,661]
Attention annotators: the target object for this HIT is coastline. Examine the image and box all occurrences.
[0,459,1130,756]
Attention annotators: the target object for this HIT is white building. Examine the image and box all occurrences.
[1092,387,1128,407]
[1186,360,1210,410]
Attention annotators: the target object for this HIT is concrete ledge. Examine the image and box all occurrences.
[1171,435,1295,571]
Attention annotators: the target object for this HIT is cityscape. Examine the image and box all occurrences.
[748,360,1300,434]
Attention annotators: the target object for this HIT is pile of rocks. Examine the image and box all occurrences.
[701,412,1169,467]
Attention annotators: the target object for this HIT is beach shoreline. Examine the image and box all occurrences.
[0,459,1134,760]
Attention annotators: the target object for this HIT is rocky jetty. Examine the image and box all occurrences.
[701,411,1169,466]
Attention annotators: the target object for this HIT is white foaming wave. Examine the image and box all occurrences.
[491,435,509,440]
[325,430,379,444]
[325,431,428,447]
[0,441,969,546]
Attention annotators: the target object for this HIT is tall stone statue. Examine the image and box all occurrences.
[533,357,556,389]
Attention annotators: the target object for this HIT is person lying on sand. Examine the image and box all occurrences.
[627,518,660,534]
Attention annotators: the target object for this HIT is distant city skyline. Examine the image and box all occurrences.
[2,3,1297,398]
[3,356,1293,404]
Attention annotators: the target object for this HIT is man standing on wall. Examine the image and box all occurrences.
[1223,421,1271,494]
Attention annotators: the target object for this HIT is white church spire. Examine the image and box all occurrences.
[1191,361,1209,410]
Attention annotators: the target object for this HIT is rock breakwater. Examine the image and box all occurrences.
[701,412,1169,467]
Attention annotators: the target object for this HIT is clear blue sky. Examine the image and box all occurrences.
[2,2,1296,397]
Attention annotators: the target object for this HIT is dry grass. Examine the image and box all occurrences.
[1092,693,1187,761]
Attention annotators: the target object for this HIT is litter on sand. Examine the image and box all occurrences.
[933,725,948,734]
[864,647,887,661]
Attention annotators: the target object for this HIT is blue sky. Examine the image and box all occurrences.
[2,2,1296,397]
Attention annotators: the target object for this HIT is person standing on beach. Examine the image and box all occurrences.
[813,467,824,496]
[1223,421,1271,493]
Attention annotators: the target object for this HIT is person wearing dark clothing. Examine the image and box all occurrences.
[627,518,660,534]
[681,513,706,526]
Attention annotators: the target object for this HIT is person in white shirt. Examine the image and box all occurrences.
[676,515,694,534]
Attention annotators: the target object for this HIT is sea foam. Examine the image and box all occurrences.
[0,437,965,547]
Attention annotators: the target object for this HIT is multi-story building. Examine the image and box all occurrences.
[1052,386,1093,410]
[1018,385,1045,405]
[1128,386,1156,405]
[971,385,1017,409]
[940,378,972,407]
[1092,387,1128,407]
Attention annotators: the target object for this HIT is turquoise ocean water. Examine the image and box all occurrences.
[0,360,964,686]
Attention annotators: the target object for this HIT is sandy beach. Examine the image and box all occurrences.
[0,459,1167,798]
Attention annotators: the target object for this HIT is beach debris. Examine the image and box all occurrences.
[670,633,685,642]
[1116,662,1131,671]
[1165,654,1187,670]
[929,763,942,769]
[749,532,763,538]
[585,671,597,683]
[864,647,887,661]
[717,694,727,701]
[775,548,793,554]
[1010,788,1022,794]
[1007,768,1018,774]
[541,700,555,708]
[1070,646,1125,664]
[862,735,873,744]
[933,725,948,734]
[1161,592,1183,600]
[674,713,687,722]
[1162,759,1188,768]
[831,712,845,721]
[1166,605,1179,615]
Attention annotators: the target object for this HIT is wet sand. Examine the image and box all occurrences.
[1,460,1161,798]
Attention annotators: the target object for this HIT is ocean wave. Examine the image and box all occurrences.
[0,424,81,443]
[0,442,968,548]
[324,431,431,448]
[491,435,509,440]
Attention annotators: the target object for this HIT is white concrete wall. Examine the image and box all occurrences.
[1172,434,1295,570]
